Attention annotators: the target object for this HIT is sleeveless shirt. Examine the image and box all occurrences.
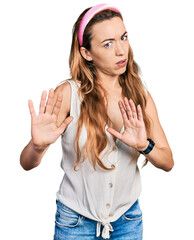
[56,79,143,239]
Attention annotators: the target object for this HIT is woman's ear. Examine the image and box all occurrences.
[80,47,93,61]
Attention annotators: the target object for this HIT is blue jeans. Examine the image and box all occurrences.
[54,199,143,240]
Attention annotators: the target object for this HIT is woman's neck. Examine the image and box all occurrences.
[97,73,121,91]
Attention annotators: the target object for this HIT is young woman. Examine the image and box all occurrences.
[20,3,174,240]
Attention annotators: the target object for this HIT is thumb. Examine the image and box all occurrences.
[58,116,74,134]
[106,127,122,140]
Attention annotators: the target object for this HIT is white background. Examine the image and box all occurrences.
[0,0,194,239]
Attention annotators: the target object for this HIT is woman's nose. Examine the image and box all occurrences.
[115,42,125,56]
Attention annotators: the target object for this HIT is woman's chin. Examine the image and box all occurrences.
[116,67,127,75]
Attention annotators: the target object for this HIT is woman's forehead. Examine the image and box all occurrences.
[91,17,126,43]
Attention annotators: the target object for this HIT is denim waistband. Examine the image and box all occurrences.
[56,199,79,215]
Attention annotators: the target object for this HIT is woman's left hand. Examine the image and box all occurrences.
[106,97,149,151]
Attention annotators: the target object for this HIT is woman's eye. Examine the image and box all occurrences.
[104,42,112,48]
[121,35,128,41]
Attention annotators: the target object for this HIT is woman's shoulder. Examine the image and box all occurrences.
[53,80,73,124]
[55,79,80,93]
[55,79,72,93]
[145,89,160,123]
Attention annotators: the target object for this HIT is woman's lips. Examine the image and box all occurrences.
[116,59,127,67]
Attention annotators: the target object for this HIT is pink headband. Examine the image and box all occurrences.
[78,3,120,46]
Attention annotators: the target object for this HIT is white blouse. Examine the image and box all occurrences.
[56,79,142,239]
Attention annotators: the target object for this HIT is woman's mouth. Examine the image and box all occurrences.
[116,59,127,68]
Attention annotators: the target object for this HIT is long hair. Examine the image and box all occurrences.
[68,8,151,171]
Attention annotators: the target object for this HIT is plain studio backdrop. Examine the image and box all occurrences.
[0,0,193,239]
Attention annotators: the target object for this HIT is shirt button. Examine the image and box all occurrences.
[106,203,111,209]
[109,213,113,217]
[109,183,113,188]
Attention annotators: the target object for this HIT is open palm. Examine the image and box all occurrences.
[107,97,148,151]
[28,89,73,149]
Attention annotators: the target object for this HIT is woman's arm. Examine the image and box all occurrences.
[107,91,174,172]
[20,139,49,171]
[20,82,72,171]
[139,91,174,171]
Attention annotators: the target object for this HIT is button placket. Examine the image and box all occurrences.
[107,146,119,167]
[106,182,113,210]
[104,164,117,216]
[104,142,118,216]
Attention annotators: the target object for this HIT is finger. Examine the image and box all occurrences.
[106,127,122,140]
[123,97,133,119]
[28,100,36,118]
[128,99,137,119]
[52,93,63,117]
[45,88,54,114]
[118,101,129,125]
[39,91,47,114]
[137,104,143,121]
[58,116,74,134]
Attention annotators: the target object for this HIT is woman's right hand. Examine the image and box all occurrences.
[28,88,73,151]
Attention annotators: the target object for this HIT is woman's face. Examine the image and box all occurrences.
[81,17,129,78]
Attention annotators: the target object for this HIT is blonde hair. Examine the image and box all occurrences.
[68,8,151,171]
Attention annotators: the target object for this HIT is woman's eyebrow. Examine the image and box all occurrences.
[101,31,127,43]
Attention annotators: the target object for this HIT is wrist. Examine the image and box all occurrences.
[30,139,49,153]
[137,138,155,155]
[136,140,150,152]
